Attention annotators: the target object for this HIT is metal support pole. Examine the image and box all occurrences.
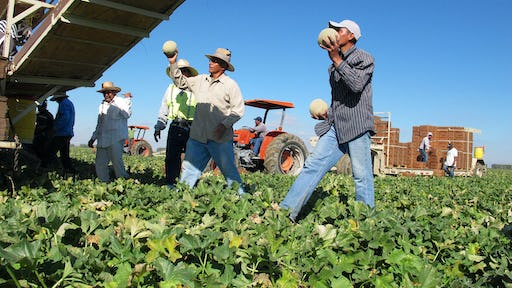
[2,0,16,58]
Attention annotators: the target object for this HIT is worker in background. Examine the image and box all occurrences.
[154,59,198,188]
[50,92,76,173]
[419,132,432,162]
[280,19,375,222]
[249,116,267,156]
[88,82,132,182]
[166,47,245,195]
[0,19,32,57]
[443,143,458,177]
[33,100,54,168]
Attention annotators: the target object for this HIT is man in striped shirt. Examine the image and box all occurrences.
[281,19,375,222]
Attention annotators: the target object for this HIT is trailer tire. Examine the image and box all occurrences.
[130,140,153,157]
[335,154,352,175]
[264,133,308,176]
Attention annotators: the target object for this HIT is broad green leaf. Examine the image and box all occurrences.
[331,275,353,288]
[0,240,42,266]
[105,262,131,288]
[80,210,100,235]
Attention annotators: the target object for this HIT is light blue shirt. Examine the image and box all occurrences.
[91,96,131,147]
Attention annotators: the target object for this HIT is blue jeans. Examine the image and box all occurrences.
[280,126,374,221]
[443,164,455,177]
[419,149,428,162]
[250,137,264,155]
[180,138,245,195]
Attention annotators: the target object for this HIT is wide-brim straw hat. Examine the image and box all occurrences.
[166,59,199,77]
[49,92,69,101]
[205,48,235,72]
[97,81,121,93]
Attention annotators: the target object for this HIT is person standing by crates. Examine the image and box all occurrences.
[443,143,458,177]
[419,132,432,162]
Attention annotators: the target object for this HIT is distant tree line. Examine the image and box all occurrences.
[492,164,512,170]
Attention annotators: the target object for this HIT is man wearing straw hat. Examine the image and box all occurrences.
[88,81,132,182]
[165,47,245,195]
[154,59,198,187]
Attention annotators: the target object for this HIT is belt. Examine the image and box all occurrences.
[171,119,192,127]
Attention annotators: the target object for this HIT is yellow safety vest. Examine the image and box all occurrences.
[167,85,196,121]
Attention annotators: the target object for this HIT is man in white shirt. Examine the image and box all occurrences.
[419,132,432,162]
[443,143,458,177]
[88,81,132,182]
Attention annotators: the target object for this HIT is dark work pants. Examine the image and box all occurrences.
[52,136,73,170]
[165,124,190,185]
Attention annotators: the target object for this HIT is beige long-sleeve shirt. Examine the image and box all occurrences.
[167,63,244,143]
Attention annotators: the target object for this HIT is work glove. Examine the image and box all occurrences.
[154,121,166,142]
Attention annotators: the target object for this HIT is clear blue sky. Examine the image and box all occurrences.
[48,0,512,166]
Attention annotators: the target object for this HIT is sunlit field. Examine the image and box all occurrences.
[0,147,511,287]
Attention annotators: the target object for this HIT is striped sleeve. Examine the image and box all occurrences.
[0,20,18,39]
[329,48,375,144]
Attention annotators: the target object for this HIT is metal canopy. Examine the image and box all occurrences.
[2,0,185,99]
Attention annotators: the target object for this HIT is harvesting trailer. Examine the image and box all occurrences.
[233,99,309,176]
[0,0,186,171]
[328,112,487,177]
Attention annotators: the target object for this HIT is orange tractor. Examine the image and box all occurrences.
[233,99,309,175]
[124,125,153,157]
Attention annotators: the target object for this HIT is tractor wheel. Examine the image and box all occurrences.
[264,133,308,176]
[130,140,153,157]
[474,162,486,177]
[335,154,352,175]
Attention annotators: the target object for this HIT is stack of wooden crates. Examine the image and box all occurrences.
[374,116,474,176]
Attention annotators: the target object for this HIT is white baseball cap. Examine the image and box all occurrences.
[328,19,362,40]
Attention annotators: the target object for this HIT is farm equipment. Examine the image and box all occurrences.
[0,0,184,175]
[125,125,153,157]
[233,99,309,175]
[327,112,487,177]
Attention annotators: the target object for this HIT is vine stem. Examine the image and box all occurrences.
[5,264,21,288]
[35,269,48,288]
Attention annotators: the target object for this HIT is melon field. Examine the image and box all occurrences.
[1,147,511,287]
